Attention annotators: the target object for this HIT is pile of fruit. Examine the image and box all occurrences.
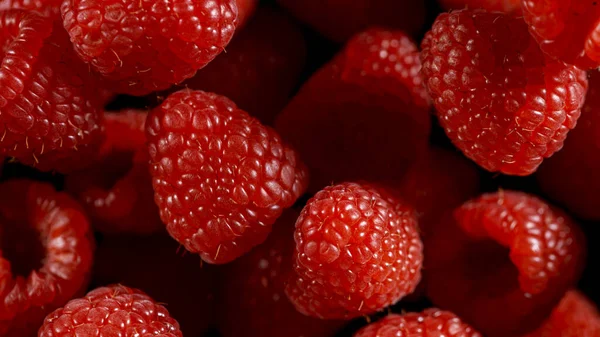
[0,0,599,336]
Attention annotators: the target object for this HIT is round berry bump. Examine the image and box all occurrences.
[421,10,588,176]
[354,309,482,337]
[61,0,238,96]
[425,191,586,336]
[0,10,104,173]
[285,182,423,320]
[146,89,309,264]
[0,180,94,337]
[0,0,63,16]
[38,285,182,337]
[439,0,521,12]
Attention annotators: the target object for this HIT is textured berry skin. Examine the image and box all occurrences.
[425,191,586,337]
[276,0,425,42]
[146,90,309,264]
[354,309,482,337]
[537,72,600,220]
[439,0,521,12]
[286,182,423,319]
[0,180,94,337]
[38,285,182,337]
[218,210,344,337]
[421,10,588,176]
[522,290,600,337]
[65,110,163,234]
[61,0,238,96]
[0,0,63,16]
[235,0,257,28]
[523,0,600,70]
[276,28,430,192]
[0,10,104,173]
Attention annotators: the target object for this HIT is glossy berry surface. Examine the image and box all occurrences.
[421,10,588,176]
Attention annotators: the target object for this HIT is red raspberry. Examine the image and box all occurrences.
[537,72,600,220]
[276,28,431,192]
[0,10,104,173]
[439,0,521,12]
[0,180,94,337]
[523,290,600,337]
[285,182,423,319]
[523,0,600,70]
[65,110,162,234]
[61,0,238,96]
[38,285,182,337]
[275,0,425,42]
[354,309,482,337]
[425,191,586,336]
[146,90,309,264]
[92,234,217,337]
[218,210,344,337]
[0,0,62,16]
[235,0,257,28]
[421,10,588,176]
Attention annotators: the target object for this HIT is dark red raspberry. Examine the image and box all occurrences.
[523,0,600,70]
[61,0,238,96]
[218,210,344,337]
[354,309,482,337]
[146,89,309,264]
[421,10,588,176]
[0,180,94,337]
[425,191,586,336]
[286,182,423,319]
[65,110,162,234]
[0,0,62,16]
[439,0,521,11]
[92,234,217,337]
[523,290,600,337]
[275,0,425,42]
[276,28,430,192]
[537,72,600,220]
[235,0,257,28]
[0,10,104,173]
[38,285,182,337]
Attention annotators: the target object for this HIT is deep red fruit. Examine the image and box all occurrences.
[92,233,217,337]
[0,180,94,337]
[523,290,600,337]
[65,110,163,234]
[286,182,423,319]
[218,210,344,337]
[523,0,600,70]
[276,0,425,42]
[38,285,182,337]
[61,0,238,96]
[537,72,600,220]
[0,0,62,16]
[425,191,586,337]
[146,90,309,264]
[354,309,482,337]
[439,0,521,11]
[235,0,257,28]
[421,10,588,176]
[0,10,104,173]
[276,28,430,192]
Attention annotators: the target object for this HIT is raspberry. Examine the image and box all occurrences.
[523,290,600,337]
[275,0,425,42]
[146,90,309,264]
[0,180,94,337]
[276,28,430,192]
[65,110,162,234]
[92,234,217,337]
[61,0,238,96]
[0,10,104,173]
[439,0,521,12]
[523,0,600,70]
[421,10,588,176]
[425,191,586,336]
[235,0,257,28]
[0,0,62,16]
[217,210,344,337]
[285,182,423,319]
[354,309,482,337]
[38,285,182,337]
[537,72,600,220]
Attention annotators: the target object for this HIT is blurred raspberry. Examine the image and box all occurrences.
[235,0,258,28]
[439,0,521,12]
[0,0,62,16]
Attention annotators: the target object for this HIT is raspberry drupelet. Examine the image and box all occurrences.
[286,182,423,320]
[0,0,63,16]
[146,89,309,264]
[425,191,586,336]
[0,180,94,337]
[421,10,588,176]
